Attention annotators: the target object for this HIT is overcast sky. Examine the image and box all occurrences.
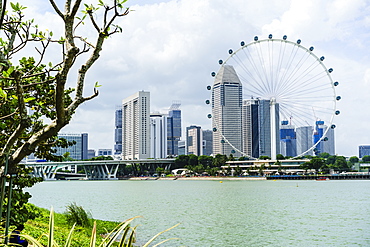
[24,0,370,157]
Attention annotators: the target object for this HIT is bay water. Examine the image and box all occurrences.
[26,179,370,246]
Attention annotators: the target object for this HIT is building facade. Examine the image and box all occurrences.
[55,133,88,160]
[186,125,203,156]
[122,91,150,159]
[242,99,260,158]
[114,108,122,155]
[212,65,243,157]
[167,102,182,156]
[202,129,213,156]
[296,126,313,156]
[150,113,168,158]
[98,149,113,156]
[280,121,297,157]
[359,145,370,158]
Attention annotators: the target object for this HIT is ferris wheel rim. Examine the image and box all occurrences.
[210,35,339,159]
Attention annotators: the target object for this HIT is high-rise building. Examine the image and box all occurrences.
[202,130,213,156]
[150,113,168,158]
[178,140,186,156]
[313,121,335,155]
[258,99,280,158]
[280,121,297,157]
[359,145,370,158]
[212,65,243,157]
[241,99,280,158]
[114,108,122,155]
[296,126,313,156]
[55,133,88,160]
[186,125,203,156]
[167,102,182,156]
[87,149,95,159]
[242,99,259,158]
[122,91,150,159]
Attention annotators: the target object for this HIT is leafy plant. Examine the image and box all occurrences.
[16,208,179,247]
[64,203,92,228]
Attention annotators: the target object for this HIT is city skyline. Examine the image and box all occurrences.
[27,0,370,157]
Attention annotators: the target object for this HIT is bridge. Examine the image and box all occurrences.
[25,158,175,180]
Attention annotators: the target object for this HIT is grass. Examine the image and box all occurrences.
[22,206,121,247]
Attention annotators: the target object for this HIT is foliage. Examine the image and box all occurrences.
[64,202,92,228]
[349,156,359,164]
[361,155,370,163]
[276,154,285,160]
[20,207,178,247]
[1,166,43,228]
[212,154,227,167]
[0,0,130,230]
[90,156,114,161]
[259,156,271,160]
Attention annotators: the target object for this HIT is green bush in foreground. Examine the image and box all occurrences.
[65,202,92,228]
[1,206,179,246]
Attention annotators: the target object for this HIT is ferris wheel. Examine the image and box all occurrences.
[206,34,340,159]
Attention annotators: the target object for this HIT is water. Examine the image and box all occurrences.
[26,179,370,246]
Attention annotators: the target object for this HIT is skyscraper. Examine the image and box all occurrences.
[186,125,202,156]
[202,129,213,156]
[280,121,297,157]
[122,91,150,159]
[150,113,168,158]
[258,99,280,158]
[212,65,243,157]
[114,108,122,155]
[313,121,335,155]
[296,126,313,156]
[55,133,88,160]
[242,99,259,158]
[359,145,370,158]
[167,102,181,156]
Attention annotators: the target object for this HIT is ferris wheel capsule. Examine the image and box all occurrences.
[254,36,258,41]
[328,68,333,73]
[334,81,339,86]
[211,72,216,77]
[335,110,340,115]
[268,34,273,39]
[229,49,233,54]
[241,41,245,46]
[205,100,210,104]
[320,56,325,61]
[336,96,341,101]
[218,59,223,65]
[309,46,314,51]
[297,39,301,44]
[283,35,287,40]
[207,85,211,90]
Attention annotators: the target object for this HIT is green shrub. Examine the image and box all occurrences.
[64,202,92,228]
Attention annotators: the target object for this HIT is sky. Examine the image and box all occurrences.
[22,0,370,157]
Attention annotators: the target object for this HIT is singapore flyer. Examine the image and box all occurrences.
[207,34,340,159]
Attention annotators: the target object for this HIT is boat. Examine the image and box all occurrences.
[316,177,330,181]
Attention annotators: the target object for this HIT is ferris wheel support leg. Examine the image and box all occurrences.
[270,98,277,160]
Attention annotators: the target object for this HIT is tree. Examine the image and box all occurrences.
[188,154,198,167]
[198,155,213,168]
[361,155,370,163]
[0,0,129,228]
[349,156,359,164]
[174,155,189,168]
[212,154,227,168]
[276,154,285,160]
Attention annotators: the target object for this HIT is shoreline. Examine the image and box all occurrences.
[126,176,266,181]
